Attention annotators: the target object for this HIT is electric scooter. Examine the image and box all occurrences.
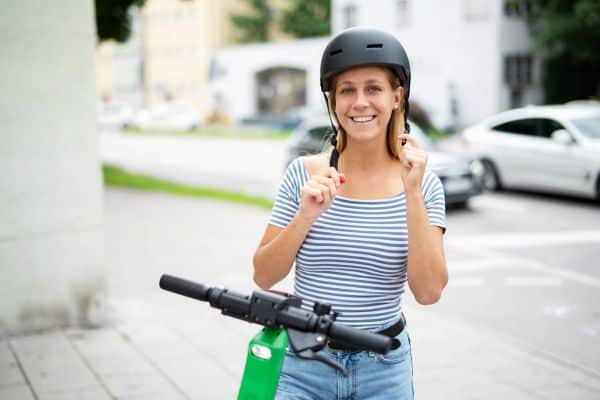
[159,274,392,400]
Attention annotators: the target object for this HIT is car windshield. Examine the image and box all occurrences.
[570,116,600,139]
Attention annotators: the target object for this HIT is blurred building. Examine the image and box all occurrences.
[210,0,541,130]
[96,7,144,108]
[95,0,294,119]
[332,0,541,129]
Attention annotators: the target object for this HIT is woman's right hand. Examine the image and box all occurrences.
[299,167,345,222]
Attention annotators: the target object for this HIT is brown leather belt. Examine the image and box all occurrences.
[327,315,406,352]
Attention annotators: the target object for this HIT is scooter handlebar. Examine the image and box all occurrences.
[328,322,392,354]
[159,274,210,302]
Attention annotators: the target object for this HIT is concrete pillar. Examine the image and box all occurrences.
[0,0,105,334]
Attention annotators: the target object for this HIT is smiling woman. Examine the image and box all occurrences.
[253,27,449,400]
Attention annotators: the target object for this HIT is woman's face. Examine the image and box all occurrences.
[334,66,402,144]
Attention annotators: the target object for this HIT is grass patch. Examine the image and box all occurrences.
[425,127,451,141]
[103,164,274,209]
[123,126,292,140]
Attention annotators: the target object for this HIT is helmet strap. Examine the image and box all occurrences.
[322,92,340,169]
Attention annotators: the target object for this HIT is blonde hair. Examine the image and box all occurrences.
[327,67,405,159]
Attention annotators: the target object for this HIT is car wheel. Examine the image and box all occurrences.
[481,160,502,191]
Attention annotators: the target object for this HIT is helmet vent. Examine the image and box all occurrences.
[366,43,383,48]
[329,49,343,56]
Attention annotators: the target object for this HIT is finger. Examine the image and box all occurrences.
[398,133,420,148]
[304,186,324,203]
[328,167,341,186]
[320,184,331,204]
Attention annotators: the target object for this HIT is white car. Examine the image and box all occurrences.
[462,104,600,200]
[97,101,134,129]
[130,102,202,132]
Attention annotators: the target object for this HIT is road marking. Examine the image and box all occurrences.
[505,276,563,287]
[470,194,532,212]
[447,230,600,249]
[475,250,600,288]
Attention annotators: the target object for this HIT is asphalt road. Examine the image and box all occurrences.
[441,190,600,378]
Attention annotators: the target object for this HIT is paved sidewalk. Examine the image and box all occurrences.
[2,189,599,399]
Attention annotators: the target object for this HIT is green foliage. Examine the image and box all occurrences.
[281,0,331,38]
[103,165,274,209]
[526,0,600,102]
[230,0,272,43]
[96,0,146,43]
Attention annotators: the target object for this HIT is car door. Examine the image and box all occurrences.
[489,118,544,187]
[534,118,590,194]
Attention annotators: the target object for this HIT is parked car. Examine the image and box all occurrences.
[285,116,484,207]
[97,101,134,129]
[130,102,202,132]
[461,104,600,200]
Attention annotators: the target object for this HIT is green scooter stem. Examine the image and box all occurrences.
[237,327,288,400]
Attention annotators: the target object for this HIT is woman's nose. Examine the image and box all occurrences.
[352,91,369,108]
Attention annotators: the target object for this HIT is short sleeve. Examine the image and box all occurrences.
[421,171,447,233]
[269,158,305,228]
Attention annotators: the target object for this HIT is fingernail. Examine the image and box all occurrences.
[340,176,346,184]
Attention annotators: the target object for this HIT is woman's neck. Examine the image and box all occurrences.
[338,136,396,174]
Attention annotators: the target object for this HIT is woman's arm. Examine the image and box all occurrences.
[253,160,343,289]
[397,133,448,304]
[253,216,314,289]
[405,191,448,305]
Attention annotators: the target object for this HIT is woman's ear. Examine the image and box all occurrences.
[394,86,404,108]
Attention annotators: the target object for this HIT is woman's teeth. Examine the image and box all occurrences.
[350,116,375,123]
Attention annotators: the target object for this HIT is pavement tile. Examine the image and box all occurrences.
[36,388,112,400]
[101,373,186,399]
[0,383,35,400]
[10,332,103,394]
[0,340,25,386]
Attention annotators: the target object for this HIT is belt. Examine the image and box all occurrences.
[327,315,406,352]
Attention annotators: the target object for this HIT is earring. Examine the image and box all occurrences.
[393,104,398,110]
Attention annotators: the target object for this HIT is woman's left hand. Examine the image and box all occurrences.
[398,133,428,193]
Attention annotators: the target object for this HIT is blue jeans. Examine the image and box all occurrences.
[276,328,414,400]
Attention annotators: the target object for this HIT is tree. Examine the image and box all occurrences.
[95,0,146,43]
[281,0,331,38]
[230,0,272,43]
[526,0,600,102]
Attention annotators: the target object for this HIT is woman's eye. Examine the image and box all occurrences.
[368,86,382,93]
[339,87,353,94]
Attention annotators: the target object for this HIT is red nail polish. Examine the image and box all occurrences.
[340,176,346,184]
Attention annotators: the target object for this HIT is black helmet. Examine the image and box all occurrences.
[320,27,411,100]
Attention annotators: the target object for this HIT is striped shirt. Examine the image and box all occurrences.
[269,158,446,330]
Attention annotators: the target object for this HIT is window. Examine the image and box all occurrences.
[570,116,600,139]
[504,54,532,86]
[396,0,410,27]
[343,4,358,29]
[504,0,531,17]
[493,118,539,136]
[492,118,565,139]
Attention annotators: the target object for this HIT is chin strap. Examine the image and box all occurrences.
[322,92,339,169]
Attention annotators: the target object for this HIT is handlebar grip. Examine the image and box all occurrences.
[159,274,210,302]
[329,323,392,354]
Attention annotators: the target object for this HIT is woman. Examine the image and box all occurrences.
[253,27,448,400]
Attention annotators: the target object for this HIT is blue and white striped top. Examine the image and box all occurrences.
[269,158,446,330]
